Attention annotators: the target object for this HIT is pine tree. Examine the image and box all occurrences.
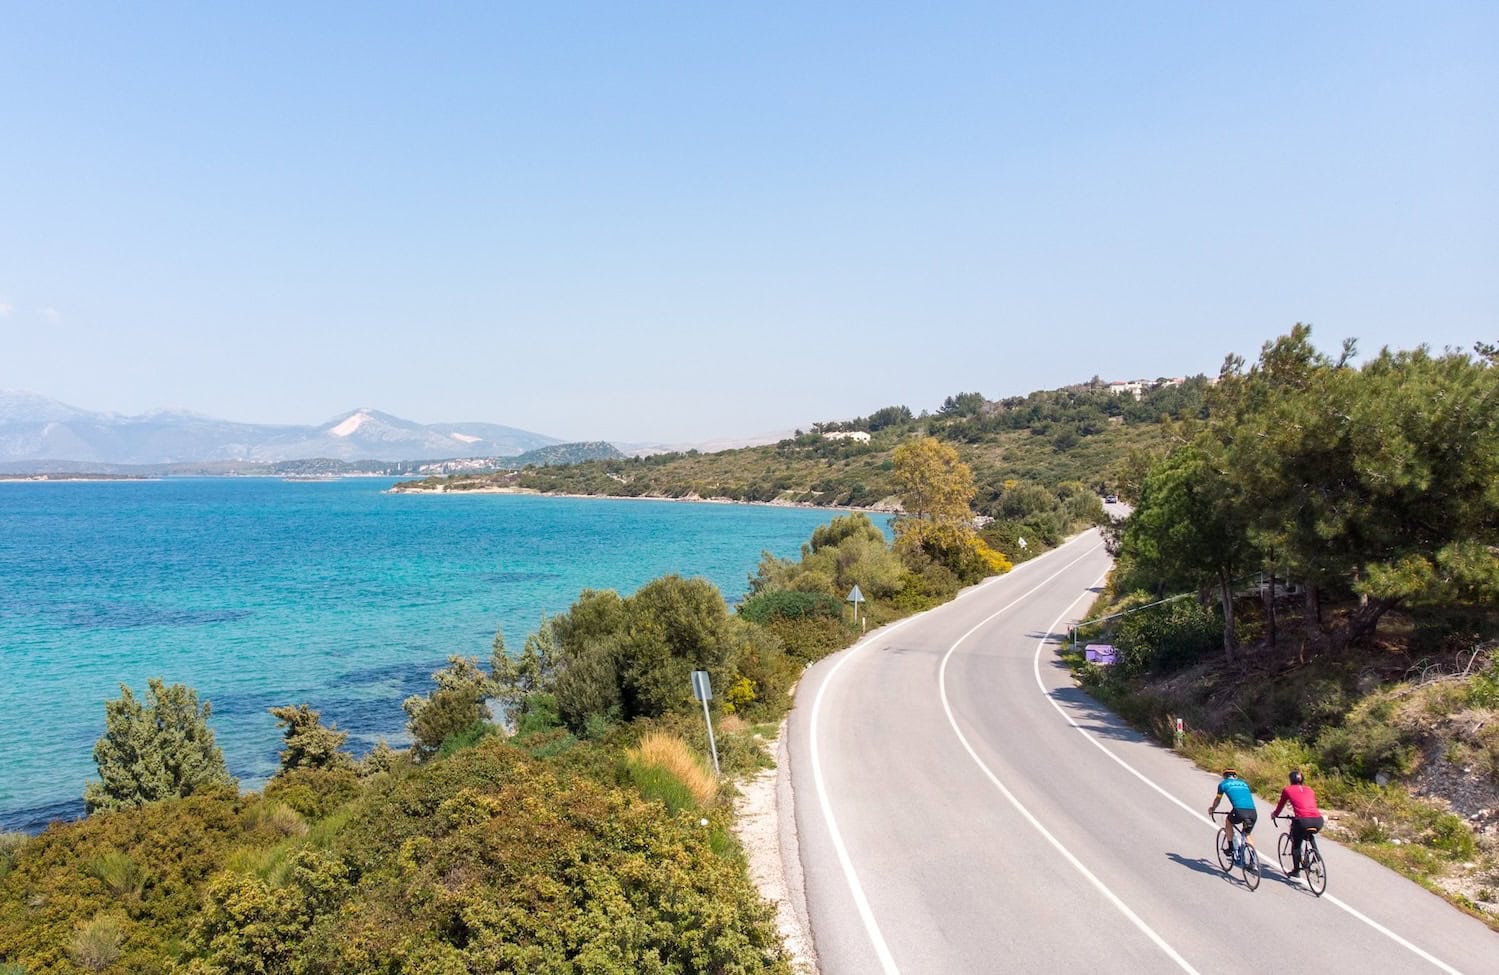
[84,679,235,813]
[268,704,352,772]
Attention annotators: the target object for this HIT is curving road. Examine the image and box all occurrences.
[785,530,1497,974]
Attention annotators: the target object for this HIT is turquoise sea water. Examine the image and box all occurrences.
[0,478,871,831]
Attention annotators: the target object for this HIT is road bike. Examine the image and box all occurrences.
[1273,815,1328,897]
[1212,811,1261,891]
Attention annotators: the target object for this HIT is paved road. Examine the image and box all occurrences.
[786,530,1497,974]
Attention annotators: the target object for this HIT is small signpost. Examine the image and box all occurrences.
[846,584,864,630]
[691,669,720,775]
[1018,536,1028,550]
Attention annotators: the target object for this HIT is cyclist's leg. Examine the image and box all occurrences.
[1238,808,1258,848]
[1290,819,1306,871]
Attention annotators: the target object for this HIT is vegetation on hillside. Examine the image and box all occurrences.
[392,378,1203,514]
[1074,327,1499,922]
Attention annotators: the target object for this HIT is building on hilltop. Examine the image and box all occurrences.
[822,430,871,443]
[1106,377,1187,399]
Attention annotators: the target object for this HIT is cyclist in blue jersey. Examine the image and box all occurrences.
[1208,768,1259,860]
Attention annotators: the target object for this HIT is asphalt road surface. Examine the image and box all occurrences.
[786,530,1497,974]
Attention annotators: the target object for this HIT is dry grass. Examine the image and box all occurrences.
[70,913,128,972]
[630,732,718,807]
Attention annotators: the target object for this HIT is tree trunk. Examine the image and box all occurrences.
[1344,597,1399,648]
[1305,584,1321,625]
[1218,571,1238,663]
[1263,573,1278,647]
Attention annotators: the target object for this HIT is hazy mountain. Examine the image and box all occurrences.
[0,392,561,466]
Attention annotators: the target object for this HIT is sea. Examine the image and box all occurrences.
[0,477,876,832]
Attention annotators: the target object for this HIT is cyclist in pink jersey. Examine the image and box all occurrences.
[1271,769,1324,877]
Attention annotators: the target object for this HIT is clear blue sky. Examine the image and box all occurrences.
[2,2,1494,443]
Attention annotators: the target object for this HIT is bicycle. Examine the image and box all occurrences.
[1212,811,1261,891]
[1273,815,1327,897]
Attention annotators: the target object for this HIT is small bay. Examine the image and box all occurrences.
[0,478,871,831]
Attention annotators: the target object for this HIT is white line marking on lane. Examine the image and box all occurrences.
[936,547,1204,975]
[806,530,1101,975]
[1033,571,1468,975]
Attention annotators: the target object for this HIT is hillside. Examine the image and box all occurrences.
[393,379,1208,516]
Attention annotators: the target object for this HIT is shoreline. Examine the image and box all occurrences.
[387,482,902,515]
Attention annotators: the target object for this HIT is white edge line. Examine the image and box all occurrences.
[937,545,1204,975]
[1031,571,1469,975]
[805,530,1099,975]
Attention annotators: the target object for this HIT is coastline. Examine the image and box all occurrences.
[387,482,902,516]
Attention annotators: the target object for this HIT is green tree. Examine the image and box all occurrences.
[1117,443,1255,659]
[268,704,352,773]
[84,679,235,814]
[490,622,560,729]
[402,656,494,761]
[892,436,975,527]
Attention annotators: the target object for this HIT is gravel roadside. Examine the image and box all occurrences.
[733,717,818,973]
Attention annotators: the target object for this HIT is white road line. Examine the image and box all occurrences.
[1031,571,1469,975]
[806,530,1100,975]
[936,545,1204,975]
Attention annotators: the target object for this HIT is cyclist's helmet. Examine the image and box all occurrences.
[1289,769,1303,785]
[1221,768,1238,778]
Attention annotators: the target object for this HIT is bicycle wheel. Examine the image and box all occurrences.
[1304,846,1327,897]
[1277,832,1294,873]
[1215,827,1233,872]
[1241,844,1261,891]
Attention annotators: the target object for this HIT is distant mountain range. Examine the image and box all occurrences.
[0,391,561,467]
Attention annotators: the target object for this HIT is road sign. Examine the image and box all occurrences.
[691,670,720,775]
[1018,536,1028,549]
[846,584,864,604]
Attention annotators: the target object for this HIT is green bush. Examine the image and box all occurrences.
[84,852,150,901]
[1114,599,1221,675]
[300,739,789,973]
[739,590,843,625]
[1467,665,1499,709]
[0,791,246,974]
[263,766,361,821]
[435,720,500,759]
[1314,700,1421,781]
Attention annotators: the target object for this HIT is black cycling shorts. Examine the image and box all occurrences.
[1228,808,1258,834]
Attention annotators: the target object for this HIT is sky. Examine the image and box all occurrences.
[2,3,1495,444]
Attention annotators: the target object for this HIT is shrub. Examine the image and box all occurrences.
[0,791,245,973]
[84,851,150,901]
[1314,698,1421,781]
[0,832,26,882]
[739,590,843,625]
[69,913,128,972]
[1113,599,1221,675]
[303,742,788,974]
[263,767,361,821]
[243,801,310,839]
[756,612,853,663]
[403,657,495,761]
[1467,665,1499,709]
[435,720,499,759]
